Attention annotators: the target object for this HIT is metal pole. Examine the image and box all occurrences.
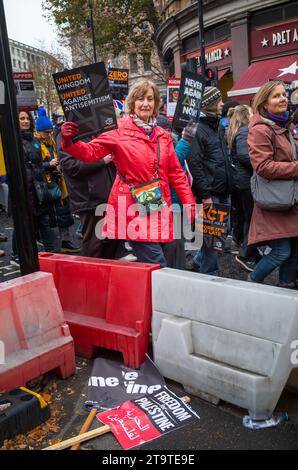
[88,0,97,63]
[198,0,206,75]
[0,0,39,275]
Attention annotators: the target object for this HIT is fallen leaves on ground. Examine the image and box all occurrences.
[0,401,65,450]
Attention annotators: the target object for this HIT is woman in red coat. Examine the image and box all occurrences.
[247,81,298,287]
[61,79,196,267]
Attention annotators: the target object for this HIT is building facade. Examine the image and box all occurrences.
[9,39,45,73]
[70,29,166,94]
[155,0,298,100]
[9,39,64,114]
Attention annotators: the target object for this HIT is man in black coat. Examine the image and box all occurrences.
[187,86,233,275]
[56,130,119,259]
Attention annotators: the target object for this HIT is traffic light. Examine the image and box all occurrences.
[205,66,218,85]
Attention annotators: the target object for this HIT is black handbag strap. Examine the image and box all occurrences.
[271,127,297,162]
[118,137,160,186]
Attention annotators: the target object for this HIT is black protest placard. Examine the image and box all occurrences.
[108,68,129,100]
[196,203,230,253]
[53,62,117,140]
[86,355,165,411]
[172,70,205,129]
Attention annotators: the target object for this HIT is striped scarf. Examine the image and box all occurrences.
[130,114,157,136]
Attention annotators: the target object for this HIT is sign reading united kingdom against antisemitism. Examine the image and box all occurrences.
[53,62,117,140]
[172,70,205,129]
[97,386,199,449]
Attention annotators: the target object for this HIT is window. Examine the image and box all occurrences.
[182,23,230,52]
[129,53,138,73]
[13,59,16,68]
[143,53,151,72]
[11,47,15,55]
[17,49,20,56]
[18,60,21,69]
[285,2,298,19]
[23,62,26,70]
[250,2,298,28]
[251,8,282,27]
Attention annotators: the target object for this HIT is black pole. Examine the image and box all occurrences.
[0,0,39,275]
[88,0,97,63]
[198,0,206,75]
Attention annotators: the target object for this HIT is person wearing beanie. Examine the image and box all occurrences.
[35,107,54,132]
[187,86,234,276]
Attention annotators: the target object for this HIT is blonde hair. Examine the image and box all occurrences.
[252,80,285,116]
[227,105,251,148]
[124,79,161,117]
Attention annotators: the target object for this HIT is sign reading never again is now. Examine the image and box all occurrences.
[97,386,199,449]
[53,62,117,140]
[172,70,205,129]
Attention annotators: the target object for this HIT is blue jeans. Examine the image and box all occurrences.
[130,241,167,267]
[251,238,298,284]
[193,195,231,276]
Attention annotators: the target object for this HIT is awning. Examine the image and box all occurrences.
[228,54,298,100]
[218,67,230,80]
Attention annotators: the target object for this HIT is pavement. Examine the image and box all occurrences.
[0,210,298,451]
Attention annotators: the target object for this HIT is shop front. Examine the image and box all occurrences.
[180,39,233,101]
[228,19,298,102]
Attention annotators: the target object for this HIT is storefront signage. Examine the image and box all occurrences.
[251,21,298,59]
[181,41,232,68]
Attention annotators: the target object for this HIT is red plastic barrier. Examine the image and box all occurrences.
[0,272,76,392]
[39,253,160,368]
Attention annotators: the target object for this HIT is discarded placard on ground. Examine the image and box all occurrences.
[86,354,165,411]
[96,386,199,450]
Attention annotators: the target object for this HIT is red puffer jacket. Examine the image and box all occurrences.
[62,116,196,242]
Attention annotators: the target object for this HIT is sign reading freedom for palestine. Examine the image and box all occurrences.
[97,386,199,450]
[53,62,117,140]
[172,70,205,129]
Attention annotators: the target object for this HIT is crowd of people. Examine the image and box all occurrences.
[4,78,298,288]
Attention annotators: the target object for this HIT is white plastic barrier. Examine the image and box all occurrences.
[152,269,298,419]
